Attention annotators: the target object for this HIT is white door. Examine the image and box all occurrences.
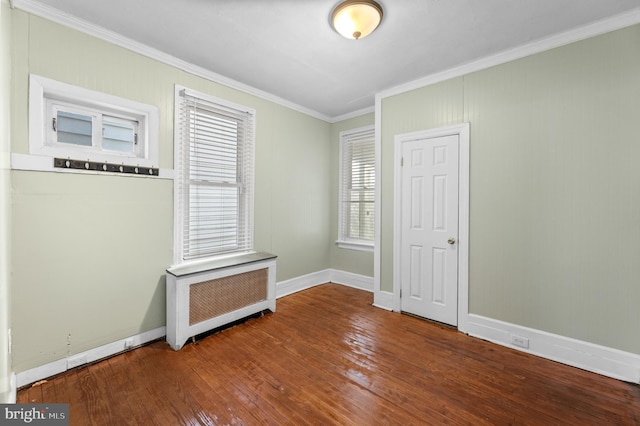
[400,134,459,326]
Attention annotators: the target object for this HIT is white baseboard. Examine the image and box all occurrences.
[8,373,16,403]
[13,269,371,388]
[15,326,165,388]
[373,290,395,311]
[467,314,640,384]
[11,275,640,389]
[328,269,373,292]
[276,269,331,299]
[276,269,374,299]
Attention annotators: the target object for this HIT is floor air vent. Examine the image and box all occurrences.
[166,252,277,350]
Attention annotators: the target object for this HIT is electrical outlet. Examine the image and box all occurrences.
[511,334,529,349]
[67,354,88,369]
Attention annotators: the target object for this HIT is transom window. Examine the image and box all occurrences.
[29,74,158,168]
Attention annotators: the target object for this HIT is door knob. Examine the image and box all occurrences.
[448,237,456,245]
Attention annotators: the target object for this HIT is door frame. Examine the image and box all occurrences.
[393,123,470,332]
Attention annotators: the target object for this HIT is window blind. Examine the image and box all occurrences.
[176,89,255,261]
[340,127,375,243]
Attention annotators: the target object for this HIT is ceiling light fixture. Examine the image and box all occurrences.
[331,0,384,40]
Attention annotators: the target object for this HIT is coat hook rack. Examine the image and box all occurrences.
[54,158,158,176]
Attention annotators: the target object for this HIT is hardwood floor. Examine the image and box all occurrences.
[18,284,640,425]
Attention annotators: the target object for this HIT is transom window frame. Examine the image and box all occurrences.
[337,125,376,252]
[28,74,159,168]
[173,85,256,264]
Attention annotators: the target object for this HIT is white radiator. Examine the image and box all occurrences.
[166,252,277,350]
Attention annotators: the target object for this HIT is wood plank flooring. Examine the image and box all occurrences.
[18,284,640,425]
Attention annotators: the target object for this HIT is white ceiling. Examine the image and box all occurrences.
[16,0,640,120]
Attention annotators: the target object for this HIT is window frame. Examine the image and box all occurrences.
[173,85,256,265]
[29,74,158,168]
[337,125,375,252]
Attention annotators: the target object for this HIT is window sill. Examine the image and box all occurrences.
[336,240,374,252]
[168,251,276,278]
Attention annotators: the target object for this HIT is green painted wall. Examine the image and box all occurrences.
[0,0,12,403]
[9,11,332,372]
[381,25,640,354]
[329,113,375,276]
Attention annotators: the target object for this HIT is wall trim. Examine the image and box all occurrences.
[372,290,394,311]
[372,93,383,312]
[11,0,332,123]
[467,314,640,384]
[276,269,331,299]
[15,326,165,388]
[15,3,639,125]
[12,273,639,388]
[276,269,374,299]
[329,105,375,124]
[11,153,175,179]
[13,271,371,388]
[328,270,373,292]
[378,8,640,101]
[8,373,16,403]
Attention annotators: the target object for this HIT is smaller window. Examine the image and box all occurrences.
[29,74,158,168]
[338,125,375,251]
[48,100,140,155]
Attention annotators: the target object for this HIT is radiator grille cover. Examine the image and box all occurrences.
[189,268,268,325]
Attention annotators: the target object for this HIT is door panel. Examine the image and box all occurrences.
[432,247,446,304]
[400,134,459,325]
[411,176,424,229]
[410,245,423,298]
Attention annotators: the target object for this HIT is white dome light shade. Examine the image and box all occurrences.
[332,0,384,40]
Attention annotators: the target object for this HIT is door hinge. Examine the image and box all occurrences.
[134,133,138,145]
[400,157,404,167]
[400,288,402,298]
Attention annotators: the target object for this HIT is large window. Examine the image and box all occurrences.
[174,86,255,262]
[338,125,375,251]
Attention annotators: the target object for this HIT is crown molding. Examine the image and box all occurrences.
[12,0,333,123]
[379,8,640,100]
[12,1,640,123]
[329,105,375,123]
